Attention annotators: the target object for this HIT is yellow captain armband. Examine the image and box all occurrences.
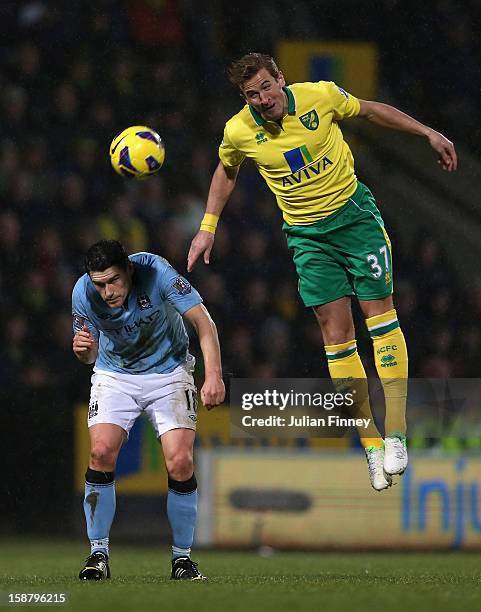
[200,213,219,234]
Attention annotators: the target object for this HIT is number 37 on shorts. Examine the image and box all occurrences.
[284,182,394,307]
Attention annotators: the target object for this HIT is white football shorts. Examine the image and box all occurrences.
[87,357,197,438]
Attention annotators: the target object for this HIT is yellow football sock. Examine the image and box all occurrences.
[324,339,383,448]
[366,309,408,437]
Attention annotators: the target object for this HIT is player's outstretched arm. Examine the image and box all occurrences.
[357,99,458,172]
[183,304,225,409]
[187,162,239,272]
[73,325,98,365]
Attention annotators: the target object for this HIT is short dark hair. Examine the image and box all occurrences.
[227,53,280,88]
[85,240,129,273]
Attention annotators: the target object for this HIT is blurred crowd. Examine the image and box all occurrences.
[1,0,480,405]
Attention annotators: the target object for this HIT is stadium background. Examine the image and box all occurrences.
[2,0,481,555]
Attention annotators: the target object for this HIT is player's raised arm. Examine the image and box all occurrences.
[187,162,239,272]
[73,324,98,364]
[357,99,458,172]
[72,282,100,365]
[183,303,225,409]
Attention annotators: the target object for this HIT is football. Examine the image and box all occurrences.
[109,125,165,178]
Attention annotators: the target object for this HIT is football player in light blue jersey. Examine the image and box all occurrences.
[72,240,224,581]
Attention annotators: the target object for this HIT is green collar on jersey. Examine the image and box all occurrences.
[249,86,296,126]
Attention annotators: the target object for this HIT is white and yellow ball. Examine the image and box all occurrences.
[109,125,165,179]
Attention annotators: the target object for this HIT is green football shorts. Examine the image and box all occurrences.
[283,181,393,307]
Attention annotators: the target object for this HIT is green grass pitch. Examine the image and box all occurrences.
[1,540,480,612]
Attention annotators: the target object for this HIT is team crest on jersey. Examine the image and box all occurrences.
[299,109,319,131]
[255,131,268,144]
[137,294,153,310]
[173,277,192,296]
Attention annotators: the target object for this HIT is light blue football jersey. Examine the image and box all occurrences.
[72,252,202,374]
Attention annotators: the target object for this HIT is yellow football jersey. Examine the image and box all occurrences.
[219,81,360,225]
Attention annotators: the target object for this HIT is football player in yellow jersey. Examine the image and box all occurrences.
[187,53,457,490]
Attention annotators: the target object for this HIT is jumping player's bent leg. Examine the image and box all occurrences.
[313,298,383,446]
[313,298,391,491]
[360,296,409,475]
[79,423,125,580]
[161,428,206,580]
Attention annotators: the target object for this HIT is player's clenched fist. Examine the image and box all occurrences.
[73,325,98,363]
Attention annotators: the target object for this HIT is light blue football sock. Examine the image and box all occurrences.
[83,471,116,557]
[167,475,198,560]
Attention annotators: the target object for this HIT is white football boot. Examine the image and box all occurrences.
[365,446,392,491]
[384,435,408,475]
